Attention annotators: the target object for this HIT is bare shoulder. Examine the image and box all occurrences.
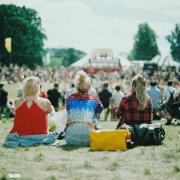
[38,97,51,105]
[14,98,23,109]
[38,97,52,112]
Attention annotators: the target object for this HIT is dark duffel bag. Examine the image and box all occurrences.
[121,123,165,145]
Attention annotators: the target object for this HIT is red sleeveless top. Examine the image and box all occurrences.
[10,101,48,136]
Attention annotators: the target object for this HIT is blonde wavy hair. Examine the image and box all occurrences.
[75,70,91,93]
[132,75,148,110]
[23,76,41,97]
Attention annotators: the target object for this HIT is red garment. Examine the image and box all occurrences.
[116,93,152,126]
[39,90,47,98]
[10,101,48,136]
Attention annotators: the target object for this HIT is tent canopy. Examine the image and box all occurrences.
[150,55,180,67]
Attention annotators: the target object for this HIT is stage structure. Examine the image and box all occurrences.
[72,48,122,73]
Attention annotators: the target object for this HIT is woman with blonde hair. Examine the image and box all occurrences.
[116,75,152,128]
[4,76,57,147]
[65,70,103,146]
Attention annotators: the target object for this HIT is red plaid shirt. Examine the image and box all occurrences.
[116,93,152,126]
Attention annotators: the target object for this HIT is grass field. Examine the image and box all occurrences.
[0,84,180,180]
[0,120,180,180]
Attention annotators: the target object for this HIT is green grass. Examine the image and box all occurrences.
[0,120,180,180]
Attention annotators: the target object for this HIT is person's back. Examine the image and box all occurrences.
[0,84,8,106]
[67,93,102,123]
[99,87,112,108]
[116,93,152,125]
[10,98,48,136]
[111,86,124,120]
[116,75,152,128]
[4,77,57,148]
[98,83,112,121]
[163,81,177,104]
[65,71,103,146]
[47,82,61,111]
[147,82,161,109]
[112,86,124,108]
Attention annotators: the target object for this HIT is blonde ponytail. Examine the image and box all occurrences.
[132,75,148,110]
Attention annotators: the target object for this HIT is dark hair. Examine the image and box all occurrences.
[54,82,59,88]
[167,81,173,86]
[115,85,121,91]
[103,83,108,88]
[150,81,156,86]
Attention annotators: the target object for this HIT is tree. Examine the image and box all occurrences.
[46,48,86,67]
[0,4,46,68]
[166,24,180,62]
[128,23,160,60]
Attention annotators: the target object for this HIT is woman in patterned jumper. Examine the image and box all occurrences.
[65,70,103,146]
[4,76,57,147]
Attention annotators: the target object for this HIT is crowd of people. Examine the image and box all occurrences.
[0,65,179,147]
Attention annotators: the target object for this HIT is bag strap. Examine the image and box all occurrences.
[132,125,140,144]
[141,128,149,143]
[168,89,174,95]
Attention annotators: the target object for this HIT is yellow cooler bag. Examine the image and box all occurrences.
[90,129,131,151]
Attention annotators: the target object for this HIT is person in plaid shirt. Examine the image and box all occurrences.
[116,75,152,129]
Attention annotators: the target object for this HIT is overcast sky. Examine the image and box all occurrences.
[1,0,180,55]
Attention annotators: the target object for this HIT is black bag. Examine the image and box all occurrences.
[122,124,165,145]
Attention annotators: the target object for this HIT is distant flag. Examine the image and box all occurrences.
[5,37,12,53]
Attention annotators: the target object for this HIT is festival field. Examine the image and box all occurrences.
[0,83,180,180]
[0,120,179,180]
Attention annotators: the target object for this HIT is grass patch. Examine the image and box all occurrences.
[23,147,30,151]
[100,155,109,160]
[0,168,8,180]
[82,161,94,169]
[174,166,180,173]
[107,161,119,171]
[33,152,45,162]
[48,121,56,132]
[61,145,82,151]
[144,168,151,175]
[46,165,58,171]
[48,175,57,180]
[163,153,176,160]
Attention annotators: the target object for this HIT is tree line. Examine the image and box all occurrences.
[0,4,179,69]
[128,23,180,62]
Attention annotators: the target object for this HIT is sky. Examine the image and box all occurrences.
[0,0,180,56]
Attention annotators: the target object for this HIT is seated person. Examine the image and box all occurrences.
[0,82,8,118]
[65,70,103,146]
[4,76,57,148]
[116,75,152,129]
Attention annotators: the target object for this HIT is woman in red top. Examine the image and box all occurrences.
[4,77,57,147]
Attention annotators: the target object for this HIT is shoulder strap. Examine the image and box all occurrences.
[168,89,174,95]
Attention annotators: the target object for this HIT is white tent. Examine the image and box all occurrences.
[158,55,180,67]
[118,56,132,68]
[150,55,161,64]
[71,55,90,67]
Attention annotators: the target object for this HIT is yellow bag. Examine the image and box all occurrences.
[90,129,131,151]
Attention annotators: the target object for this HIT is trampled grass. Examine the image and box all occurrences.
[0,120,180,180]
